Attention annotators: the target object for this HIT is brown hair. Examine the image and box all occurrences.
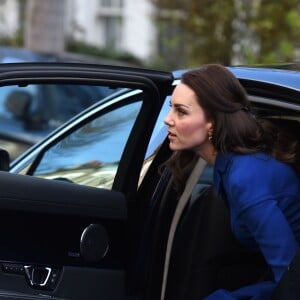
[164,64,299,194]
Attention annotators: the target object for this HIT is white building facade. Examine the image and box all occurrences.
[66,0,157,61]
[0,0,158,62]
[0,0,19,38]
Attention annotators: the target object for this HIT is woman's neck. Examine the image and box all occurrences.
[196,142,217,166]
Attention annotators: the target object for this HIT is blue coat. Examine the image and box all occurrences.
[204,152,300,300]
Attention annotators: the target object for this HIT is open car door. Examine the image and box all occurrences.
[0,63,173,300]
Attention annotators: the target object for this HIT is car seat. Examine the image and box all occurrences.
[271,249,300,300]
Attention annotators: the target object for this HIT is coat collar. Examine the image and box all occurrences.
[213,152,234,193]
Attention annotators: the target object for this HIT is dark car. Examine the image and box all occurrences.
[0,63,298,300]
[0,47,119,159]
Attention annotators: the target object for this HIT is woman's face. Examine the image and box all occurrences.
[164,83,213,153]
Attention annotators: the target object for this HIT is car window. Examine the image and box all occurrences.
[0,85,36,118]
[145,95,170,159]
[32,100,142,189]
[0,84,118,160]
[145,81,179,159]
[0,84,115,125]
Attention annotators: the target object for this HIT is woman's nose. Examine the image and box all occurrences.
[164,112,174,126]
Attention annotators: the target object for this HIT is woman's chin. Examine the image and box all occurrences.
[168,142,182,151]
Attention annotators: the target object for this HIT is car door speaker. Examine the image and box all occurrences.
[80,224,109,263]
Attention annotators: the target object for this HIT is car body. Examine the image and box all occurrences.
[0,63,298,300]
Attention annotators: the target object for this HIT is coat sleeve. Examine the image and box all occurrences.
[226,160,299,283]
[209,154,299,299]
[236,198,298,282]
[204,195,297,299]
[203,281,276,300]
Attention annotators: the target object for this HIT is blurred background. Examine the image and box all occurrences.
[1,0,300,70]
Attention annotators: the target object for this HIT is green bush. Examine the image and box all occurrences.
[66,39,143,66]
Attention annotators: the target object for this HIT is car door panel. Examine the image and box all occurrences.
[0,268,124,300]
[0,171,126,299]
[0,171,126,219]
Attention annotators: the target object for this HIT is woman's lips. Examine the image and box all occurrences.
[168,131,177,140]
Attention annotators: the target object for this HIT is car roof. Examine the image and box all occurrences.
[0,46,66,63]
[172,65,300,91]
[0,46,138,66]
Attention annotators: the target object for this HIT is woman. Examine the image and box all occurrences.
[163,64,300,299]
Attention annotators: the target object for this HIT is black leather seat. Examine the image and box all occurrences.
[271,249,300,300]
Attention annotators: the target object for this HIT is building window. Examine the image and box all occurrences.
[104,16,121,49]
[99,0,123,8]
[157,19,188,68]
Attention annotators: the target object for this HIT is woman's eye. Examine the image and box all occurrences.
[176,108,187,116]
[170,103,187,116]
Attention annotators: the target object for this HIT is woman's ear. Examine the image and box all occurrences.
[206,121,214,135]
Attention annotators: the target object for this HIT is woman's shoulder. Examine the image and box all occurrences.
[230,152,290,169]
[220,153,299,209]
[216,152,276,170]
[227,152,299,189]
[215,152,297,184]
[216,152,299,182]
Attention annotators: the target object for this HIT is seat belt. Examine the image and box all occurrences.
[160,157,207,300]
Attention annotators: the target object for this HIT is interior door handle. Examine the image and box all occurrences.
[24,265,52,287]
[24,265,61,290]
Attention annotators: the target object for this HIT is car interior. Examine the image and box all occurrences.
[271,247,300,300]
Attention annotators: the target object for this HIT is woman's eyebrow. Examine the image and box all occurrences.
[173,102,191,109]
